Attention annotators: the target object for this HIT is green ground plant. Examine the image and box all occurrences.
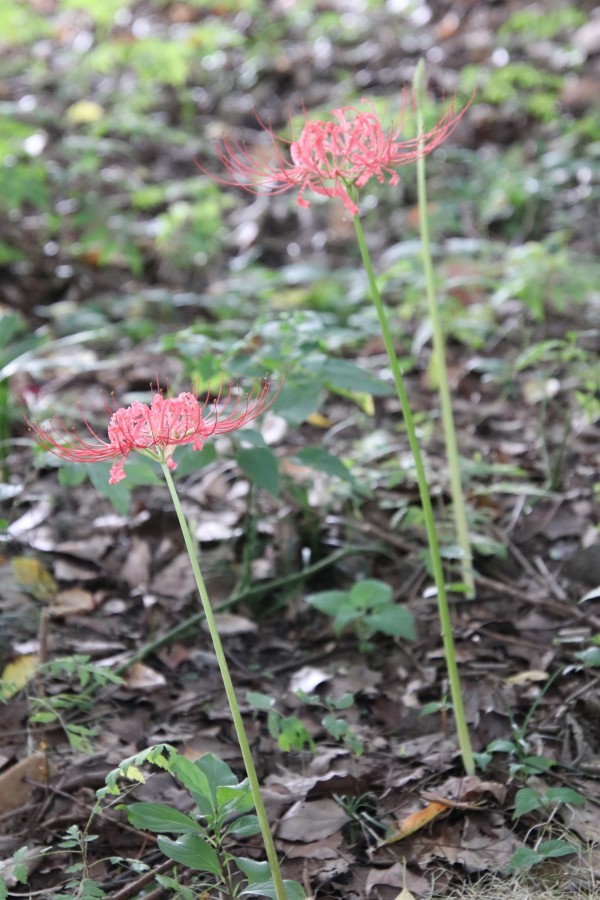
[306,578,415,653]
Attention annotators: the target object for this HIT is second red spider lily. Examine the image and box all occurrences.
[29,380,274,485]
[202,96,465,215]
[205,89,475,776]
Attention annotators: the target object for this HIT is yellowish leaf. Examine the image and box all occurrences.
[65,100,105,124]
[307,412,332,428]
[380,801,450,845]
[12,557,58,600]
[1,654,39,699]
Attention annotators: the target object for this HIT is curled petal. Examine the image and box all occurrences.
[29,379,277,483]
[202,95,468,213]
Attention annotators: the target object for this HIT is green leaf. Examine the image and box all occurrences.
[271,380,321,425]
[509,846,542,869]
[537,839,577,859]
[333,605,363,634]
[194,753,238,802]
[543,787,586,806]
[235,857,270,883]
[320,358,393,396]
[87,463,131,516]
[169,756,212,805]
[157,834,220,875]
[246,691,276,710]
[126,802,200,834]
[486,739,518,755]
[216,782,254,816]
[305,590,348,616]
[292,447,358,487]
[513,788,543,818]
[366,605,415,641]
[236,446,280,496]
[350,579,392,610]
[171,443,217,477]
[574,646,600,667]
[331,692,354,710]
[240,879,306,899]
[227,814,260,837]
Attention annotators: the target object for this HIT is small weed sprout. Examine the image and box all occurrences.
[305,578,415,652]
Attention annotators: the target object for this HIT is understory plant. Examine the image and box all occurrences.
[203,77,475,774]
[30,384,300,900]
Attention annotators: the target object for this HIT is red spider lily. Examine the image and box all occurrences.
[203,96,466,215]
[29,381,275,484]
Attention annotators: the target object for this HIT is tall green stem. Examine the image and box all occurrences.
[413,59,475,599]
[353,216,474,775]
[161,463,288,900]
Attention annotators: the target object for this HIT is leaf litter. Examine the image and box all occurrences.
[2,1,600,898]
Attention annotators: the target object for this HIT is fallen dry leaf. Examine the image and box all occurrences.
[277,798,351,842]
[49,587,95,616]
[0,752,50,815]
[1,653,39,698]
[11,557,57,600]
[124,662,167,691]
[381,801,451,845]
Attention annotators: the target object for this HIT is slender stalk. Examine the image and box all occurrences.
[353,215,474,775]
[161,463,287,900]
[413,59,475,599]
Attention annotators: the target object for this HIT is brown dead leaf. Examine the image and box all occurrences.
[283,833,343,859]
[204,613,257,635]
[425,775,507,807]
[277,798,351,842]
[0,752,50,815]
[432,814,521,874]
[124,662,167,691]
[49,587,95,617]
[365,864,429,898]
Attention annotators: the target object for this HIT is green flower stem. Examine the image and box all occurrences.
[413,59,474,599]
[353,215,475,776]
[161,462,287,900]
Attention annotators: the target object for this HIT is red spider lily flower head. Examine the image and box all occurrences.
[204,95,467,215]
[29,380,275,485]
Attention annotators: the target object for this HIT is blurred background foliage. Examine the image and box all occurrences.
[1,0,600,456]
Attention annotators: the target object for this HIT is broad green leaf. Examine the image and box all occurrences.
[157,834,220,875]
[216,783,254,816]
[271,380,322,425]
[513,788,543,818]
[331,692,354,710]
[240,879,306,899]
[126,802,199,834]
[486,739,518,755]
[544,787,586,806]
[169,756,212,806]
[195,753,238,805]
[305,590,348,616]
[350,579,392,610]
[246,691,276,710]
[227,814,260,837]
[333,606,363,634]
[509,846,542,869]
[366,605,415,641]
[320,358,393,396]
[235,857,269,883]
[236,446,279,496]
[537,839,577,859]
